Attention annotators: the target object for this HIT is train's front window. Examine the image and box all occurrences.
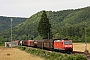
[64,41,72,44]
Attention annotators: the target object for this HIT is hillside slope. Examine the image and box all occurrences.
[0,16,28,33]
[0,6,90,42]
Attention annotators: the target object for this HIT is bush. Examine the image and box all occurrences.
[18,46,87,60]
[0,42,4,46]
[18,46,26,51]
[84,49,89,53]
[75,54,87,60]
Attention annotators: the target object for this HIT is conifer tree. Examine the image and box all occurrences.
[38,10,51,39]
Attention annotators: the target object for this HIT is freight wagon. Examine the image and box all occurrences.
[27,40,34,47]
[36,40,44,48]
[20,40,34,47]
[43,39,54,50]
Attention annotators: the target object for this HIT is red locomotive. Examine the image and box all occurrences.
[19,39,73,52]
[54,39,73,52]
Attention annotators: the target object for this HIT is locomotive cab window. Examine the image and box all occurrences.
[64,41,72,44]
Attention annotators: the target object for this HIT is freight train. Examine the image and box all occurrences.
[16,39,73,52]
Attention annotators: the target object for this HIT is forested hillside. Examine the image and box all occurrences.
[0,16,28,33]
[0,6,90,44]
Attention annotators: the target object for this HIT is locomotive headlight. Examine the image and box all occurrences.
[65,45,72,47]
[65,45,68,47]
[69,45,72,47]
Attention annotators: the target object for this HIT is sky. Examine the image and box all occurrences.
[0,0,90,18]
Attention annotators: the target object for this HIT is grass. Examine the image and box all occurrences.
[73,43,90,52]
[0,46,44,60]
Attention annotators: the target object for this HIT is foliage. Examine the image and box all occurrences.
[0,16,28,33]
[18,46,87,60]
[75,54,87,60]
[38,10,52,39]
[84,49,89,53]
[18,46,26,51]
[0,42,4,46]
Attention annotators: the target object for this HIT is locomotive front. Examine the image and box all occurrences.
[63,40,73,52]
[54,39,73,52]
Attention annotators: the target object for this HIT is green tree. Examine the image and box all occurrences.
[38,10,52,39]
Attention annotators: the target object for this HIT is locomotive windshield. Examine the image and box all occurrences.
[64,41,72,44]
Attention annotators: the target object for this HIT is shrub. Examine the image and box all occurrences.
[84,49,89,53]
[75,54,87,60]
[18,46,87,60]
[18,46,26,51]
[0,42,4,46]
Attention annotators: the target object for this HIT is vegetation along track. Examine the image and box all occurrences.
[72,51,90,59]
[45,49,90,59]
[33,47,90,59]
